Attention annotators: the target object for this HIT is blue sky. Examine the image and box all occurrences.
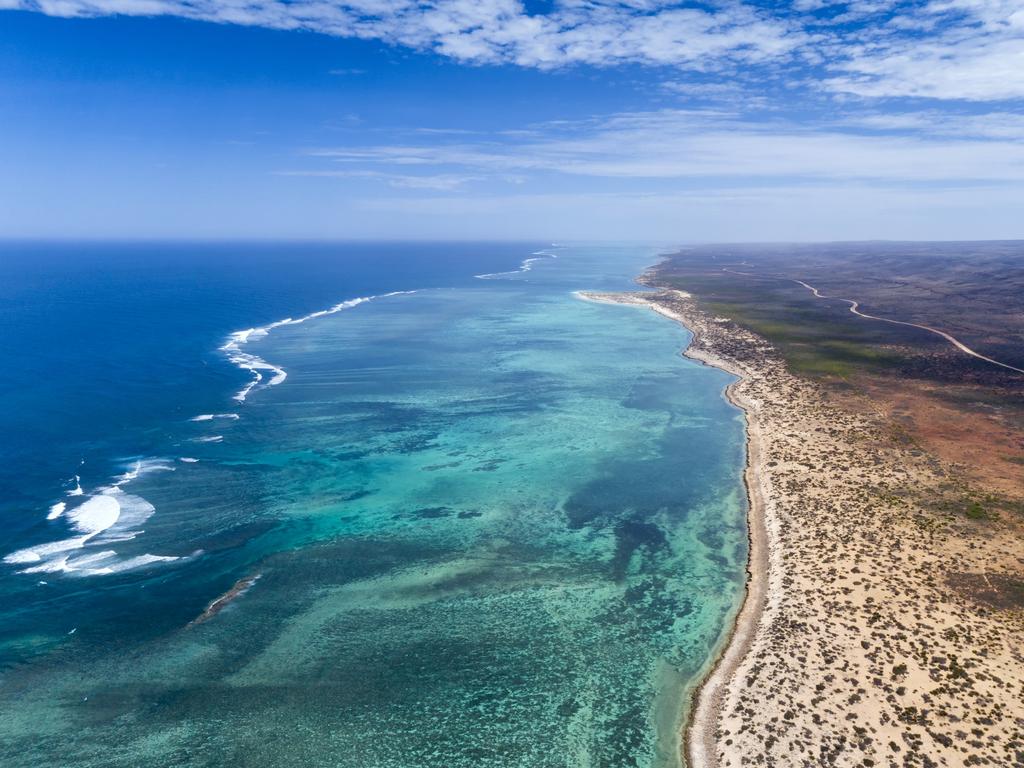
[1,1,1023,240]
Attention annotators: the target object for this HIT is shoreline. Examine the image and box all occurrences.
[579,286,1024,768]
[576,289,769,768]
[683,380,768,768]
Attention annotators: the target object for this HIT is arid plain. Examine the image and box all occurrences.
[586,240,1024,768]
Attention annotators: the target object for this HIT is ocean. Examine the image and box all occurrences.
[0,242,747,767]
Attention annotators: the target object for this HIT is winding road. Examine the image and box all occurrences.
[723,268,1024,376]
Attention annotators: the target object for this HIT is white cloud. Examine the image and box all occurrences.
[841,110,1024,139]
[306,109,1024,183]
[275,169,482,190]
[828,37,1024,101]
[11,0,807,69]
[6,0,1024,102]
[824,0,1024,100]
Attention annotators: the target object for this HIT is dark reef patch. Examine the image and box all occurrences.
[611,520,669,581]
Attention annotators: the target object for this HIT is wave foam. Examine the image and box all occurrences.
[6,494,121,570]
[106,458,174,491]
[11,290,420,578]
[6,460,177,578]
[20,549,181,577]
[475,248,560,280]
[221,290,415,403]
[68,494,122,535]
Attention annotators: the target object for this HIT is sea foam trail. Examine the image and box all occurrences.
[221,291,416,403]
[5,459,179,577]
[475,249,560,280]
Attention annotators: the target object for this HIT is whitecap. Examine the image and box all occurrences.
[67,494,121,535]
[104,458,174,492]
[62,549,119,571]
[20,548,179,577]
[193,435,223,443]
[222,290,415,403]
[475,250,559,280]
[67,474,83,496]
[73,552,179,576]
[6,460,177,578]
[93,492,154,542]
[179,457,199,463]
[5,536,90,565]
[6,494,120,568]
[20,554,73,574]
[189,413,239,422]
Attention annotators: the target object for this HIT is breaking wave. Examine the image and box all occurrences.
[475,248,560,280]
[221,291,416,403]
[4,459,181,577]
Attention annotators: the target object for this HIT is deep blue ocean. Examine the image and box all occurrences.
[0,242,746,768]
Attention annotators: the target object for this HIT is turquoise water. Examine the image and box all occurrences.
[0,244,746,767]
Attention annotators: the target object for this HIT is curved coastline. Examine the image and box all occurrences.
[575,288,769,768]
[679,358,767,768]
[580,275,1024,768]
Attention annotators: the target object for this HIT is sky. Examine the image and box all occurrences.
[1,0,1023,241]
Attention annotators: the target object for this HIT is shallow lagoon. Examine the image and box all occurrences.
[0,245,746,767]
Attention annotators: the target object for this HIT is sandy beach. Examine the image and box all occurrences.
[580,288,1024,768]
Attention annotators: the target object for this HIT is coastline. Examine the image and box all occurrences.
[579,287,1024,768]
[682,381,768,768]
[577,289,768,768]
